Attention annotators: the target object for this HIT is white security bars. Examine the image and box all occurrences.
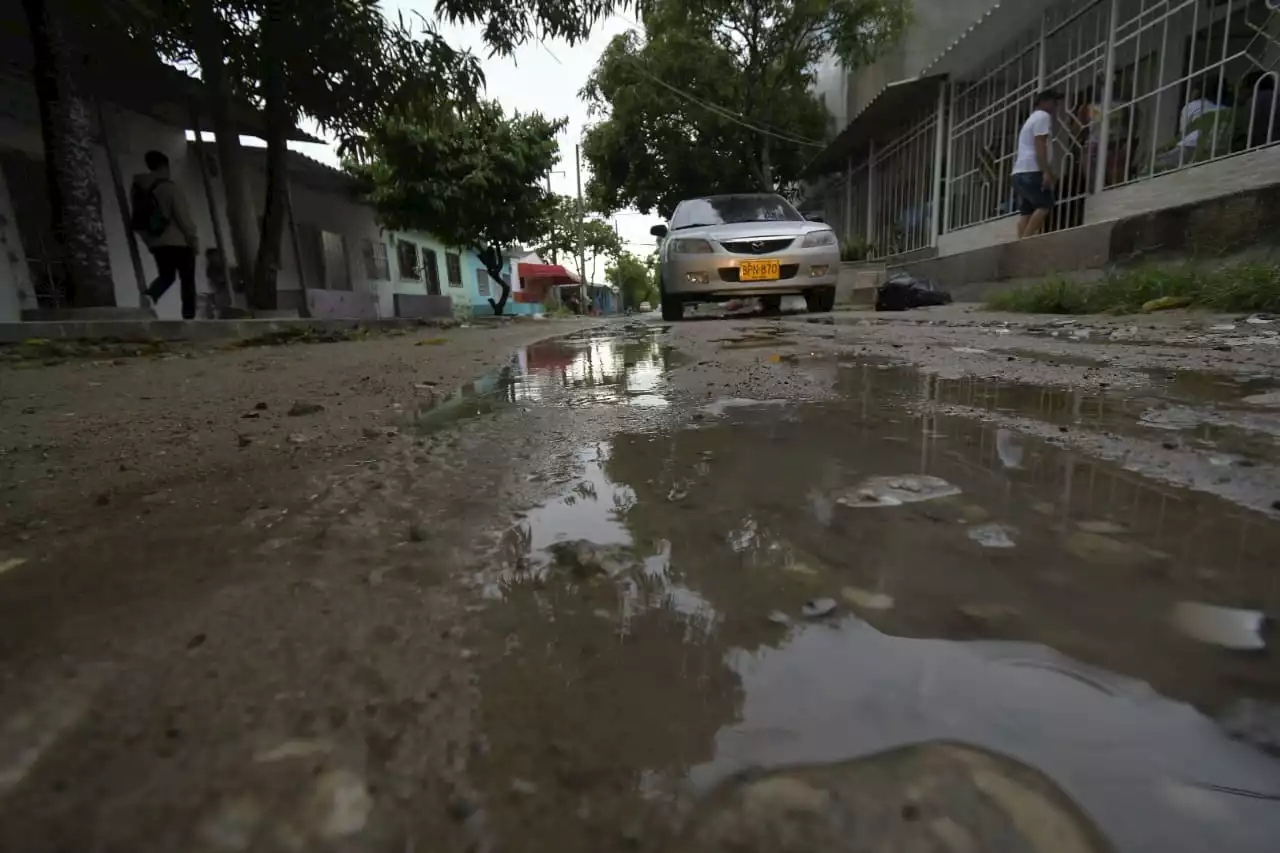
[834,0,1280,253]
[868,108,939,257]
[1104,0,1280,190]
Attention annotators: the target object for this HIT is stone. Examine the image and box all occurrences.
[837,475,961,508]
[308,769,372,838]
[287,401,325,417]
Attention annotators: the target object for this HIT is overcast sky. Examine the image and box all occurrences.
[289,7,663,274]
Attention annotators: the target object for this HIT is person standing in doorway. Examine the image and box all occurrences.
[1012,89,1062,239]
[131,150,200,319]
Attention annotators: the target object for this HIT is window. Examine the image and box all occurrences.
[396,239,420,280]
[321,231,351,290]
[362,238,390,280]
[423,248,442,295]
[475,267,490,296]
[445,251,463,287]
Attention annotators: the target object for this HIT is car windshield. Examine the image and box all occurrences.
[669,194,804,230]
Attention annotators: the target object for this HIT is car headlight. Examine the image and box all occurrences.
[801,230,837,248]
[669,238,714,254]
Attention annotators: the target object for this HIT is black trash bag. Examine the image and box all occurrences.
[875,273,953,311]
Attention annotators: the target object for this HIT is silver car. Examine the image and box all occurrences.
[650,193,840,321]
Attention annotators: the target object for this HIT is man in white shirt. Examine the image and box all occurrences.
[1159,82,1221,169]
[1011,89,1063,239]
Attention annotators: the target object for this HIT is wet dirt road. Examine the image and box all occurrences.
[3,312,1280,852]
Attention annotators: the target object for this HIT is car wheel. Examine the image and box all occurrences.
[803,285,834,312]
[805,286,836,313]
[760,295,782,313]
[661,290,684,321]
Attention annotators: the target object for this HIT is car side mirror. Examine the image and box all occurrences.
[807,213,825,222]
[650,224,669,238]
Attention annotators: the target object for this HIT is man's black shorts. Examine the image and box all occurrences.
[1012,172,1055,215]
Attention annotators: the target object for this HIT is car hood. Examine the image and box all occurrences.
[668,220,829,242]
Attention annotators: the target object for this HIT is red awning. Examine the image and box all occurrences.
[518,262,579,285]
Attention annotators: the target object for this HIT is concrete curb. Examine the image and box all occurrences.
[0,317,470,345]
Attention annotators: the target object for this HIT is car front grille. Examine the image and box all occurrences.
[719,238,795,255]
[718,264,800,283]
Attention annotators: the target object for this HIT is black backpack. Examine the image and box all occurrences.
[130,178,171,237]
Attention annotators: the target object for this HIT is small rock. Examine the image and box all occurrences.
[287,401,325,417]
[446,793,478,822]
[94,492,111,506]
[286,433,310,445]
[408,523,429,543]
[240,411,260,419]
[308,769,372,838]
[236,434,252,448]
[254,402,268,411]
[361,427,382,440]
[666,487,688,502]
[801,598,838,618]
[510,778,538,796]
[186,633,207,649]
[767,610,793,626]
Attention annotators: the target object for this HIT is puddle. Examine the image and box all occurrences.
[431,331,1280,852]
[406,327,680,432]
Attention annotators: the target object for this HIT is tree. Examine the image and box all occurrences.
[605,251,653,310]
[581,0,908,218]
[145,0,483,309]
[21,0,119,308]
[348,100,565,315]
[536,195,623,283]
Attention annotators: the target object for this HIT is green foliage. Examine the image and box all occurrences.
[347,100,565,311]
[536,195,623,271]
[606,251,653,309]
[840,237,870,262]
[580,0,908,217]
[987,261,1280,314]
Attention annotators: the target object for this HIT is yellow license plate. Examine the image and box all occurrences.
[739,259,781,281]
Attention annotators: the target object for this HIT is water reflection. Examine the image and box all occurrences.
[512,330,675,408]
[464,346,1280,853]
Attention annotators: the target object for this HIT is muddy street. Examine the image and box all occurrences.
[4,311,1280,853]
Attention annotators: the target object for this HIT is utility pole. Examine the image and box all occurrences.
[575,143,586,311]
[545,172,556,264]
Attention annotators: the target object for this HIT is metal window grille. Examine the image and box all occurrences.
[1106,0,1280,188]
[362,238,389,280]
[869,108,939,257]
[945,26,1041,233]
[446,251,463,286]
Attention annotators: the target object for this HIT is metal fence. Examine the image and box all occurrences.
[870,108,939,257]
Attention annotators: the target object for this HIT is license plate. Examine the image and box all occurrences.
[739,259,781,281]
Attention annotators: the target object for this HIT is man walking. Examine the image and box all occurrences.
[1012,89,1062,239]
[131,150,200,319]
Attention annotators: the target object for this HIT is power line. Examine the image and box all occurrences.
[609,13,826,149]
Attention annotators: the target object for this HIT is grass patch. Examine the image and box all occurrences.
[987,261,1280,315]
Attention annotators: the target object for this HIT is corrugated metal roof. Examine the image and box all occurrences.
[920,0,1058,79]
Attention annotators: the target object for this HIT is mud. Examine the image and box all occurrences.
[3,310,1280,853]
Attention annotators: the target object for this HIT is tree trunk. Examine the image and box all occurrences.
[251,0,290,311]
[23,0,115,308]
[477,246,509,315]
[191,0,257,295]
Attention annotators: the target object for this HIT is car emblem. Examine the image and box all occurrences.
[750,240,764,252]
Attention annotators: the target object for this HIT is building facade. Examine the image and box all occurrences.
[809,0,1280,262]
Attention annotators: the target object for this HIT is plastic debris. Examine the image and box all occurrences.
[836,475,961,508]
[968,523,1016,549]
[1142,295,1193,313]
[995,428,1023,469]
[1171,601,1267,650]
